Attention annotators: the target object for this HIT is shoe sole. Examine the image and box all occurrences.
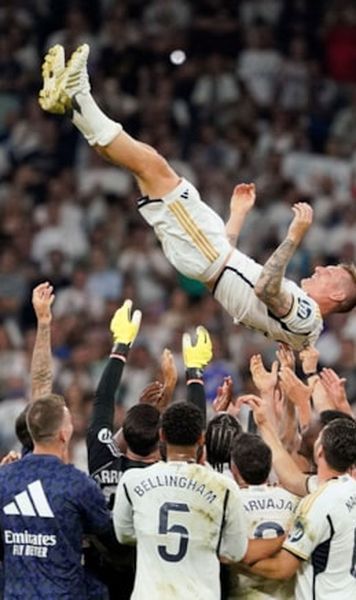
[38,45,69,113]
[39,43,90,115]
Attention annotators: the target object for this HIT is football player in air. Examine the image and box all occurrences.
[39,44,356,351]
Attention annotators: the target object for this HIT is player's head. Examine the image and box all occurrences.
[301,263,356,314]
[299,409,355,466]
[161,402,204,448]
[122,404,160,457]
[15,405,34,453]
[205,413,242,472]
[314,418,356,473]
[231,433,272,485]
[26,394,73,451]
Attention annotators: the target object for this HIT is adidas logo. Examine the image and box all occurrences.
[180,189,189,199]
[3,480,54,518]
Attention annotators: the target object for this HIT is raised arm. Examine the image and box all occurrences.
[243,394,308,497]
[183,326,213,428]
[225,183,256,247]
[31,282,55,401]
[88,299,142,434]
[254,203,313,317]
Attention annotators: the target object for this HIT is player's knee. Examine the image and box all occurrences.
[140,151,175,182]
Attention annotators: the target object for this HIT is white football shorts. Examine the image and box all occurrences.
[138,178,231,282]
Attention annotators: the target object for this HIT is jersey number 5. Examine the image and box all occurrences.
[158,502,190,562]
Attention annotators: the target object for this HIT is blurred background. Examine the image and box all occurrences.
[0,0,355,467]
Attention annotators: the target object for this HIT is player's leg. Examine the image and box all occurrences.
[39,44,179,197]
[39,44,231,284]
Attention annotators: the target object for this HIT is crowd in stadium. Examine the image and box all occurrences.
[0,1,356,598]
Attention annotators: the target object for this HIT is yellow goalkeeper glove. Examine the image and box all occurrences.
[182,326,213,371]
[110,299,142,356]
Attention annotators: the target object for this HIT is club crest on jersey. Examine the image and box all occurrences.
[289,518,305,543]
[296,298,312,320]
[97,428,113,444]
[180,188,189,199]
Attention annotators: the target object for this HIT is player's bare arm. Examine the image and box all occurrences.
[225,183,256,247]
[243,394,308,497]
[31,282,55,401]
[255,203,313,317]
[249,548,300,579]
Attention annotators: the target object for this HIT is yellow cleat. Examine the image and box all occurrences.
[39,43,91,114]
[38,44,70,114]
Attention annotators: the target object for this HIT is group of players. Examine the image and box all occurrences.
[0,43,355,599]
[0,280,355,600]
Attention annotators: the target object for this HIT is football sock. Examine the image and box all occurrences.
[71,92,122,146]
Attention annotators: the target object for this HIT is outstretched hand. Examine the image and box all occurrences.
[250,354,278,395]
[110,299,142,347]
[212,376,233,413]
[287,202,313,245]
[32,282,55,324]
[182,326,212,369]
[230,183,256,214]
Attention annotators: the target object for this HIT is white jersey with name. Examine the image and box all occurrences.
[283,474,356,600]
[139,178,323,351]
[230,484,299,600]
[113,461,248,600]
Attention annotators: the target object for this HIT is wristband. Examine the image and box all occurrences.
[111,342,130,359]
[186,367,204,383]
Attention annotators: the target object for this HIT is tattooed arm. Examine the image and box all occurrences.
[254,203,313,317]
[31,282,55,401]
[225,183,256,246]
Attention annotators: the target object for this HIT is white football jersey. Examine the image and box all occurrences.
[114,461,248,600]
[214,249,323,350]
[283,474,356,600]
[229,484,299,600]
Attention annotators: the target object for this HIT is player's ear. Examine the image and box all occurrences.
[159,428,166,443]
[329,289,346,303]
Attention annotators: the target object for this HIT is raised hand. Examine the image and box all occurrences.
[240,394,269,428]
[287,202,313,245]
[279,367,312,412]
[319,368,353,416]
[230,183,256,214]
[32,282,55,324]
[182,326,212,370]
[139,381,164,407]
[159,348,178,411]
[276,343,295,371]
[212,376,233,413]
[110,299,142,348]
[250,354,278,395]
[299,345,319,376]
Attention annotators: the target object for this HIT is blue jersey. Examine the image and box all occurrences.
[0,453,112,600]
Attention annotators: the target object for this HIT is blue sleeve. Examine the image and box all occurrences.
[76,472,112,535]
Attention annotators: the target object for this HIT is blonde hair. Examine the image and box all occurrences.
[338,263,356,313]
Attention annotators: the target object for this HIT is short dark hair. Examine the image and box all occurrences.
[15,406,33,452]
[161,402,203,446]
[231,433,272,485]
[27,395,66,443]
[299,410,354,463]
[123,404,160,456]
[321,418,356,472]
[206,413,242,472]
[319,409,355,427]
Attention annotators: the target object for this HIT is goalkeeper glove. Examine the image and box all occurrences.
[110,299,142,359]
[182,326,212,380]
